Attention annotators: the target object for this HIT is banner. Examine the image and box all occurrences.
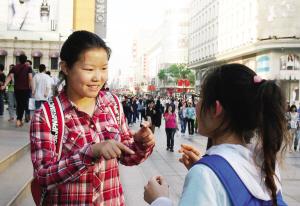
[8,0,58,31]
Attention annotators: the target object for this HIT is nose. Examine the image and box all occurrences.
[92,69,107,82]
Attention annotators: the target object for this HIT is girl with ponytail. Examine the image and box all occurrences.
[144,63,288,206]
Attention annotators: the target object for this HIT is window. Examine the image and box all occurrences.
[33,57,40,70]
[15,56,20,64]
[0,56,5,67]
[51,57,58,70]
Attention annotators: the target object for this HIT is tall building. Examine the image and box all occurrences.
[144,2,190,88]
[189,0,300,103]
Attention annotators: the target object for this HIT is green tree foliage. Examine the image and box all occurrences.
[158,64,195,86]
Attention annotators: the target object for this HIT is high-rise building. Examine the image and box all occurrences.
[189,0,300,103]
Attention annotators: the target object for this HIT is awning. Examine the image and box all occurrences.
[13,50,25,56]
[0,49,8,56]
[49,51,59,58]
[32,50,43,57]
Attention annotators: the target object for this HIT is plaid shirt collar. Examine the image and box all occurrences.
[58,89,114,115]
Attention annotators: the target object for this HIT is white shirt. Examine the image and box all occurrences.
[151,144,283,206]
[32,72,51,101]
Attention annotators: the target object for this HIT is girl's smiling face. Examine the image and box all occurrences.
[62,48,108,100]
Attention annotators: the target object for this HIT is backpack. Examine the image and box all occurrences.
[31,96,65,206]
[194,155,287,206]
[31,93,121,206]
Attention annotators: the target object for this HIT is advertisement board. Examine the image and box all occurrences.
[8,0,58,31]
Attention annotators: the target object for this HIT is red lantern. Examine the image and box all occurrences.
[177,79,183,86]
[184,79,190,87]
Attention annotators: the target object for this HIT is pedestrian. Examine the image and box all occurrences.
[32,64,51,109]
[186,101,196,135]
[1,54,33,127]
[178,101,187,135]
[30,30,155,205]
[164,105,178,152]
[6,64,16,121]
[144,64,288,206]
[0,64,6,116]
[146,100,157,133]
[288,105,299,152]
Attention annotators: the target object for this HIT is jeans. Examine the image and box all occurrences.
[187,118,195,135]
[7,91,16,118]
[180,118,187,133]
[0,92,4,115]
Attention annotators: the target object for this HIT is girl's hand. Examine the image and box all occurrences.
[132,121,155,147]
[144,176,169,204]
[91,139,135,160]
[178,144,201,170]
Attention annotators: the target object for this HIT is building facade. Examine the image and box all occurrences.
[0,0,73,72]
[189,0,300,104]
[0,0,107,73]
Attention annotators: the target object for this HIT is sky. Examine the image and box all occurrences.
[106,0,187,80]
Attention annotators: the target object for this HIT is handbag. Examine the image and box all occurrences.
[29,98,36,110]
[31,96,64,206]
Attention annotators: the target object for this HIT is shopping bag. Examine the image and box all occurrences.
[29,98,36,110]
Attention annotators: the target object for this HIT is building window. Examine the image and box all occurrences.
[51,58,58,70]
[33,57,40,70]
[0,56,5,66]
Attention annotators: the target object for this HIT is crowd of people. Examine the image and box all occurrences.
[0,30,297,205]
[0,55,57,127]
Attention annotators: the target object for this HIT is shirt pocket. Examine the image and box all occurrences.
[63,132,85,152]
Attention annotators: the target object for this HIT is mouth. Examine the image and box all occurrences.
[87,85,100,91]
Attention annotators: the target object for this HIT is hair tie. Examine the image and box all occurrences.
[253,75,263,84]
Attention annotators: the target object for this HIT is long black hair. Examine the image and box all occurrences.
[200,64,287,205]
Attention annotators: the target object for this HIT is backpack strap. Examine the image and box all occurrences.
[41,96,64,159]
[194,155,287,206]
[107,92,121,127]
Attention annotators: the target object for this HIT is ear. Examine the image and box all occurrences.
[213,100,223,117]
[60,61,68,75]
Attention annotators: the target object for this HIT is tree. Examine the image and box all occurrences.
[158,69,167,86]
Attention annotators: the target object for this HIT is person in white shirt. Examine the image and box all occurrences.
[143,64,288,206]
[32,64,51,109]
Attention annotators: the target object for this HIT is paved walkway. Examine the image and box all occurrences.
[0,110,299,205]
[120,122,300,206]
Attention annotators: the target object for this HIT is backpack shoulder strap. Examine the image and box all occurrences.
[108,92,121,127]
[194,155,253,206]
[41,96,64,159]
[194,155,287,206]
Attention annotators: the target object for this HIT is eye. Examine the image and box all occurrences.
[102,67,108,71]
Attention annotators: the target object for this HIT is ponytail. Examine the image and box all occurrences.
[54,71,66,96]
[256,80,287,206]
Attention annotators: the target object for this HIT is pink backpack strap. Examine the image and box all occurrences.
[41,96,64,159]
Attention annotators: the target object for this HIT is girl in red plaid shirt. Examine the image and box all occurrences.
[30,31,155,205]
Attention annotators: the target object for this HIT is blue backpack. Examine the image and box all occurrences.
[194,155,287,206]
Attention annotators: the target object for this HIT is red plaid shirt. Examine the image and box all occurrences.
[30,91,154,205]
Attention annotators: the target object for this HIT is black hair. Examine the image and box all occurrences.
[60,30,111,69]
[290,104,297,112]
[39,64,46,73]
[200,63,287,206]
[55,30,111,95]
[46,71,51,76]
[0,64,4,71]
[26,60,32,65]
[19,54,27,64]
